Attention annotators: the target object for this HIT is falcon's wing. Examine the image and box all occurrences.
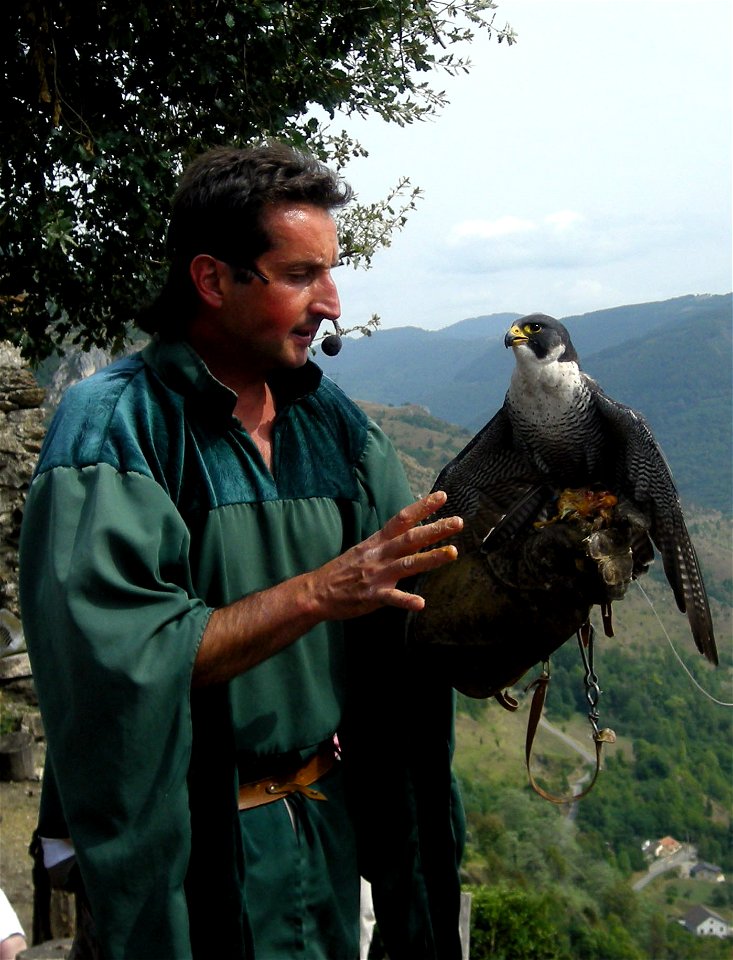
[429,407,542,552]
[590,383,717,664]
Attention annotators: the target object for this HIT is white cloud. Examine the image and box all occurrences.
[439,209,687,276]
[449,215,536,242]
[544,210,585,231]
[446,209,592,270]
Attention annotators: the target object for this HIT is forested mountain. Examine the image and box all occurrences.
[330,293,732,512]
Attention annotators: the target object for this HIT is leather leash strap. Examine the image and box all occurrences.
[524,670,612,805]
[238,740,337,811]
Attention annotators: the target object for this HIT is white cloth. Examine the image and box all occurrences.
[359,878,376,960]
[0,889,24,941]
[40,836,76,869]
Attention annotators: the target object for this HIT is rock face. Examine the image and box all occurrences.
[0,343,47,614]
[42,345,113,412]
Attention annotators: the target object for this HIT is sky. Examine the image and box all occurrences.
[332,0,732,332]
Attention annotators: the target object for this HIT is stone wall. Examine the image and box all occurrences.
[0,343,47,615]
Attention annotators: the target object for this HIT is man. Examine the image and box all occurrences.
[20,143,465,959]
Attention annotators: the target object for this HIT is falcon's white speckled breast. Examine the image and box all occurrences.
[505,356,602,480]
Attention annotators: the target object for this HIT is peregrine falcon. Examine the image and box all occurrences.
[422,313,717,667]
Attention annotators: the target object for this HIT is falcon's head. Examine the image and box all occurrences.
[504,315,579,365]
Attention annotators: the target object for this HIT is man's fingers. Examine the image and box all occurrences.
[381,490,449,539]
[406,544,459,575]
[316,492,461,621]
[403,515,463,552]
[382,589,427,612]
[378,493,463,561]
[388,543,458,585]
[381,546,458,610]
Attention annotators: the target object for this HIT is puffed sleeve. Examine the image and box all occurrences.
[20,462,213,960]
[354,420,415,529]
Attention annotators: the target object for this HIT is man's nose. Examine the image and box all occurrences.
[312,272,341,320]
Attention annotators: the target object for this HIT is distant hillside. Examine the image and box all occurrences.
[357,401,472,496]
[328,294,732,512]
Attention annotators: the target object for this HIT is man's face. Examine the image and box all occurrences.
[211,202,341,375]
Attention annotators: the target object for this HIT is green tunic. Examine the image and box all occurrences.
[20,340,464,959]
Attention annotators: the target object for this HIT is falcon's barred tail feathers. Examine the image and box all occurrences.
[662,509,717,663]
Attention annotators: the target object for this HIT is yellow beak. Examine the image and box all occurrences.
[504,324,528,348]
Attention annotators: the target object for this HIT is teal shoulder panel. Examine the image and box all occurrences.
[35,353,188,497]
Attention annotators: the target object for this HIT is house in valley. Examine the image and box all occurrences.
[682,906,731,939]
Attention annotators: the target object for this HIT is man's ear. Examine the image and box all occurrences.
[189,255,227,309]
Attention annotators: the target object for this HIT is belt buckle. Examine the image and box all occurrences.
[265,781,328,802]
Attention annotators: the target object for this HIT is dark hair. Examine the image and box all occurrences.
[137,142,353,338]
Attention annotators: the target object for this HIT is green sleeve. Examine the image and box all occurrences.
[20,463,212,960]
[355,421,415,530]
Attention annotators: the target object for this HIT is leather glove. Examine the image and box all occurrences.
[406,490,653,699]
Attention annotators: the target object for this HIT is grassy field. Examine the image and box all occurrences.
[638,875,732,925]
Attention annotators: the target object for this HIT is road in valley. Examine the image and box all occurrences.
[632,845,697,890]
[538,716,596,765]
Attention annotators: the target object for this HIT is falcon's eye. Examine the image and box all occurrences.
[522,322,543,335]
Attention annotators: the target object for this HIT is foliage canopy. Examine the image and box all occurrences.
[1,1,515,361]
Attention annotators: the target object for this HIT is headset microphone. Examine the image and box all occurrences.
[320,320,343,357]
[321,334,343,356]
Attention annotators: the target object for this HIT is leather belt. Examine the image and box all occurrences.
[238,740,338,811]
